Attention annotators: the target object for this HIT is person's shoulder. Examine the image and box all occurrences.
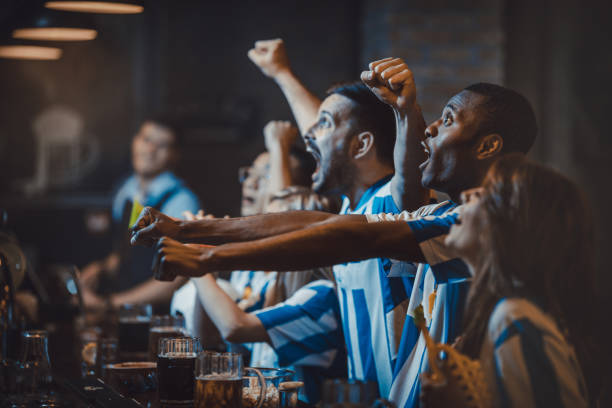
[488,297,563,344]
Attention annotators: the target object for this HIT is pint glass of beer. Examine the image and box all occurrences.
[118,303,152,360]
[157,337,201,405]
[194,352,266,408]
[148,314,187,361]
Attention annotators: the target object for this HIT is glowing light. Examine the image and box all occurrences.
[0,45,62,60]
[13,27,98,41]
[45,1,143,14]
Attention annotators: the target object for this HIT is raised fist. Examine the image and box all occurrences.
[130,207,180,247]
[361,57,417,115]
[247,39,291,79]
[152,238,211,281]
[263,120,299,152]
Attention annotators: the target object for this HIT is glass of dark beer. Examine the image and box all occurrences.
[194,351,266,408]
[118,303,152,360]
[148,314,187,361]
[157,337,201,405]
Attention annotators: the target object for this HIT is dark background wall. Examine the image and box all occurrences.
[1,0,611,300]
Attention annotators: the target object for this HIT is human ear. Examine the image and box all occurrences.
[352,131,375,159]
[476,133,503,159]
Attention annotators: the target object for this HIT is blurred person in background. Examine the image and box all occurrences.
[79,117,200,313]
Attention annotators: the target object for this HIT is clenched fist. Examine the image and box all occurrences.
[263,120,299,152]
[247,39,291,79]
[361,57,417,115]
[152,237,212,281]
[130,207,181,247]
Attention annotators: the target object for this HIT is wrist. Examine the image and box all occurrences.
[273,69,295,87]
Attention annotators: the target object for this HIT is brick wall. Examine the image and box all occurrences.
[361,0,504,123]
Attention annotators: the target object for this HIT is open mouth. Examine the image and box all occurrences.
[419,141,431,170]
[306,141,322,180]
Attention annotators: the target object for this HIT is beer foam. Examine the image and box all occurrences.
[196,374,241,381]
[119,316,151,323]
[162,352,197,358]
[150,326,185,333]
[107,361,157,369]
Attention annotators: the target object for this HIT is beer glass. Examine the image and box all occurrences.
[118,303,152,359]
[195,351,266,408]
[148,314,187,361]
[157,337,201,404]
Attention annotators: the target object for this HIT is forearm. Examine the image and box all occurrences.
[391,107,430,211]
[274,71,321,134]
[177,210,336,244]
[110,277,188,308]
[206,217,424,272]
[267,144,294,198]
[191,275,269,343]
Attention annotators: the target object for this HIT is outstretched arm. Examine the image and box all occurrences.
[152,218,425,280]
[130,206,360,247]
[248,39,321,134]
[190,275,270,343]
[362,58,430,211]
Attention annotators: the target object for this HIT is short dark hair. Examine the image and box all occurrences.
[464,83,537,154]
[145,113,184,150]
[327,82,396,165]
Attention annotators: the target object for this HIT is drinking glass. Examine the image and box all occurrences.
[118,303,152,359]
[243,368,294,408]
[148,314,187,361]
[17,330,53,397]
[157,337,201,404]
[195,351,266,408]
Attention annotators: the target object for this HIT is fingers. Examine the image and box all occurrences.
[368,57,395,71]
[130,222,158,247]
[153,237,208,281]
[254,38,283,50]
[387,69,412,91]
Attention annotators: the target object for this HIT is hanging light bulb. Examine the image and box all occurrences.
[11,9,98,42]
[44,1,143,14]
[0,45,62,60]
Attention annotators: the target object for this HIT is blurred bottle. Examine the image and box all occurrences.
[18,330,53,398]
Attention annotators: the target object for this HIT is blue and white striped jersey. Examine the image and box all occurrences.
[230,270,276,313]
[334,176,414,397]
[253,280,346,403]
[481,297,588,408]
[367,201,470,407]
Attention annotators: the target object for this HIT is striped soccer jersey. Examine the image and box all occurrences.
[333,175,413,397]
[480,297,588,408]
[366,200,471,408]
[253,280,346,402]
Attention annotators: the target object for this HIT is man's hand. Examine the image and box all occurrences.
[152,237,213,281]
[247,39,291,79]
[361,57,417,116]
[263,120,299,153]
[130,207,181,247]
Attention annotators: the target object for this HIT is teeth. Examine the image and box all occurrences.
[421,141,430,156]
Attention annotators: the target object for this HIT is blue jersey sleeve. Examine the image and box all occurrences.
[253,281,343,368]
[405,213,470,283]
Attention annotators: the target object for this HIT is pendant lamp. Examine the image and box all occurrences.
[0,44,62,60]
[44,1,143,14]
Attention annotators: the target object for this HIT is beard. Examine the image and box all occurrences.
[313,150,352,195]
